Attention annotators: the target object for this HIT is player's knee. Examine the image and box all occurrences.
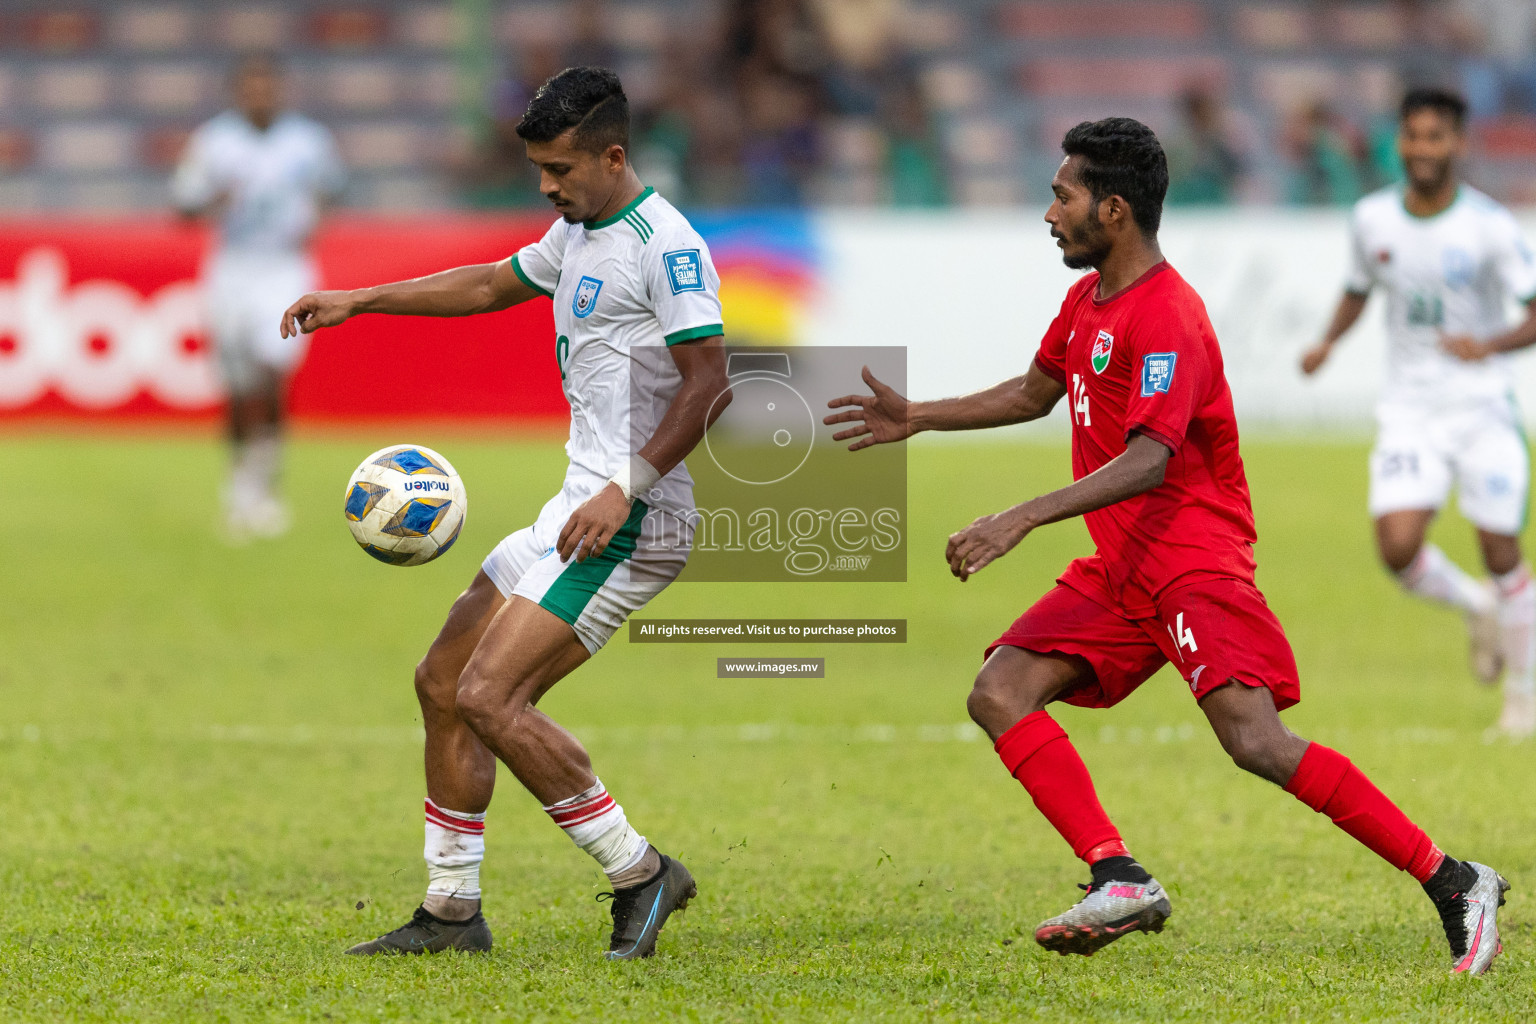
[1380,540,1419,575]
[1221,727,1293,785]
[453,666,534,736]
[1375,528,1422,573]
[965,675,998,728]
[453,671,496,730]
[967,662,1037,732]
[413,655,458,716]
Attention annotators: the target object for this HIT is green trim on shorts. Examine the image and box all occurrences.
[511,256,553,298]
[538,499,649,628]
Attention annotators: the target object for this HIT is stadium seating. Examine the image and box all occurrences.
[0,0,1530,210]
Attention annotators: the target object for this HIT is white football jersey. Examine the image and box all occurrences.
[172,111,345,256]
[1346,185,1536,409]
[512,187,725,516]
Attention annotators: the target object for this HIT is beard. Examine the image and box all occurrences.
[1406,160,1453,195]
[1060,230,1112,270]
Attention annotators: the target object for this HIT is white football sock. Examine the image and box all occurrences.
[423,798,485,901]
[1495,563,1536,698]
[1397,544,1493,615]
[543,779,650,882]
[245,432,282,503]
[227,440,255,503]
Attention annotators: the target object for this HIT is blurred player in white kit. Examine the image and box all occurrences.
[1303,88,1536,738]
[173,54,345,539]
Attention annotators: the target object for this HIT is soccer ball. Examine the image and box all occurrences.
[343,444,467,566]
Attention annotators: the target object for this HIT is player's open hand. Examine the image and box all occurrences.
[1299,341,1332,375]
[1440,333,1493,362]
[280,290,358,339]
[557,483,632,563]
[824,366,912,451]
[946,507,1031,581]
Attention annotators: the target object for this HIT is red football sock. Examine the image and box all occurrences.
[1284,743,1444,882]
[994,710,1124,862]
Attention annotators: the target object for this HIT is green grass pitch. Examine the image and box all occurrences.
[2,431,1533,1022]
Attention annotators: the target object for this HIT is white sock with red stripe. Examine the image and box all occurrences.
[1397,544,1492,615]
[423,798,485,901]
[1495,563,1536,697]
[543,779,651,885]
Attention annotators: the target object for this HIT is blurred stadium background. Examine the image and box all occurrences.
[1,0,1535,212]
[4,7,1536,1016]
[2,1,1536,431]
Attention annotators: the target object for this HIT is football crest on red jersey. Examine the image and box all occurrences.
[1091,330,1114,374]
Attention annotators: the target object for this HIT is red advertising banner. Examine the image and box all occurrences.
[0,215,567,422]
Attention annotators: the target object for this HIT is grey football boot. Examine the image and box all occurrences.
[345,905,492,955]
[1034,876,1172,956]
[1434,862,1510,975]
[599,853,697,960]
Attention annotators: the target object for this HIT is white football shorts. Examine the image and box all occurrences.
[205,251,318,395]
[482,482,692,653]
[1369,399,1530,535]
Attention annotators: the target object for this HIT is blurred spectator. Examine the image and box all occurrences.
[739,71,820,205]
[1285,101,1367,206]
[882,76,946,207]
[1447,0,1536,117]
[567,0,621,72]
[461,43,564,208]
[1165,88,1247,205]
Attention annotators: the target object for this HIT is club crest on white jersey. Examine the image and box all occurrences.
[572,276,603,319]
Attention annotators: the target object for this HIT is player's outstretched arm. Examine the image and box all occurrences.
[555,337,730,564]
[824,363,1066,450]
[945,432,1171,581]
[1442,299,1536,361]
[1300,290,1369,375]
[279,258,542,338]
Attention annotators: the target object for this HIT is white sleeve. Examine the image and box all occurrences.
[170,127,218,213]
[644,224,724,345]
[1343,204,1375,295]
[511,219,567,297]
[1492,209,1536,304]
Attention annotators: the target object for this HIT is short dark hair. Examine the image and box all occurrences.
[515,66,629,153]
[1401,87,1466,129]
[1060,117,1168,235]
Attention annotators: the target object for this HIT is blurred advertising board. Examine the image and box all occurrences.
[0,215,565,422]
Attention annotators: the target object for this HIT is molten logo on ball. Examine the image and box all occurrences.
[343,444,467,566]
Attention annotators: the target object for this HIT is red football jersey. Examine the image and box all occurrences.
[1032,262,1257,618]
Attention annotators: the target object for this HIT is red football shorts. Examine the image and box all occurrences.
[985,574,1301,710]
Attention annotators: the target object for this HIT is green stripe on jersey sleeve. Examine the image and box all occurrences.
[664,324,724,346]
[511,255,553,298]
[623,212,653,243]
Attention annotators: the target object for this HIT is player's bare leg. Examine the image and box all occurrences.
[417,572,505,919]
[1200,680,1508,974]
[347,571,504,954]
[968,647,1171,956]
[455,596,695,959]
[1378,509,1501,683]
[1477,529,1536,737]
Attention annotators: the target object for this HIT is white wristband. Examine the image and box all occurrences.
[608,454,661,504]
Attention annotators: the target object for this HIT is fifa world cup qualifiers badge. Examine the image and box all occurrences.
[1141,352,1178,397]
[664,250,703,294]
